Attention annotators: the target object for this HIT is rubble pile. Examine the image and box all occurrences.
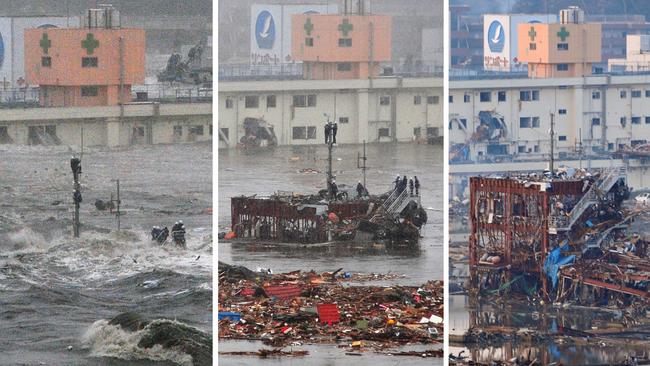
[218,262,443,354]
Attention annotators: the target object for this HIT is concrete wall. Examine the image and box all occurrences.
[218,77,443,147]
[0,102,211,147]
[449,74,650,161]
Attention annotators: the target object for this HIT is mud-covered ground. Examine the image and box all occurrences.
[0,143,212,365]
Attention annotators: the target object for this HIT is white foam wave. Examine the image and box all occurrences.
[82,319,194,366]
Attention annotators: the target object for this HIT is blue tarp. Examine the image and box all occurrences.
[543,241,576,289]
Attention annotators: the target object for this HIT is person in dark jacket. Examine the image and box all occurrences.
[409,179,414,196]
[330,180,338,199]
[324,123,331,144]
[401,176,408,192]
[332,122,338,144]
[414,176,420,196]
[356,181,365,198]
[394,175,401,191]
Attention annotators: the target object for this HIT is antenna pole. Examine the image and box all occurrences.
[549,112,555,174]
[116,179,121,231]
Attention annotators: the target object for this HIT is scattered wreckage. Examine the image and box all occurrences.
[217,262,443,357]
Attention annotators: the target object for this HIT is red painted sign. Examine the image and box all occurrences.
[317,303,340,325]
[264,285,303,300]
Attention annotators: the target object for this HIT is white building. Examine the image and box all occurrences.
[218,77,443,147]
[483,13,557,72]
[609,35,650,72]
[449,74,650,162]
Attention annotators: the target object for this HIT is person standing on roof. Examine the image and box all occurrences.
[401,176,408,192]
[356,181,365,198]
[409,178,414,196]
[332,122,338,144]
[330,180,338,200]
[324,123,331,144]
[414,176,420,196]
[394,175,401,191]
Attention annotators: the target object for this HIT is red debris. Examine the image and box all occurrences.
[264,285,303,300]
[317,303,340,325]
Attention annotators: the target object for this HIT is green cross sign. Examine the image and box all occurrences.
[338,19,353,36]
[557,27,570,41]
[40,33,51,54]
[528,27,537,42]
[304,18,314,36]
[81,33,99,55]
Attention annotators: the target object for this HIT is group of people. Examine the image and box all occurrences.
[151,220,186,247]
[324,122,338,144]
[394,175,420,196]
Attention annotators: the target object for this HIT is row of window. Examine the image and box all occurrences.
[305,38,354,48]
[230,94,441,109]
[451,90,537,103]
[173,125,209,136]
[41,56,98,68]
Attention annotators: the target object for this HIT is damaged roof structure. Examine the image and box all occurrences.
[467,165,650,307]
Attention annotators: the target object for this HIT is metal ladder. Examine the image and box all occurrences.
[369,189,413,223]
[550,166,626,232]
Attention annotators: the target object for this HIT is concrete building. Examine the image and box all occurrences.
[609,35,650,72]
[449,73,650,162]
[0,15,79,87]
[24,6,145,107]
[291,13,391,79]
[218,77,442,147]
[517,7,601,78]
[0,102,211,147]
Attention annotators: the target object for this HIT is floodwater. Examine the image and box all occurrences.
[218,143,443,365]
[0,143,212,365]
[449,228,650,365]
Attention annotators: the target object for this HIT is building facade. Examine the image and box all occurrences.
[449,74,650,162]
[219,77,442,147]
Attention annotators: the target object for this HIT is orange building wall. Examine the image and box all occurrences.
[292,14,391,63]
[25,28,145,87]
[517,22,601,77]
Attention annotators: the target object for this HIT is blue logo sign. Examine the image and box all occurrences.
[0,31,4,70]
[487,20,505,53]
[255,10,275,49]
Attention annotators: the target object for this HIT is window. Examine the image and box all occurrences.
[225,98,233,108]
[292,127,306,140]
[558,135,567,141]
[307,126,317,139]
[518,145,526,153]
[307,94,316,107]
[632,117,641,124]
[189,125,204,135]
[338,38,352,47]
[80,86,99,97]
[427,96,439,104]
[459,119,467,128]
[620,117,627,127]
[480,91,491,102]
[620,90,627,98]
[592,118,600,126]
[557,43,569,50]
[646,90,650,98]
[646,116,650,124]
[267,95,276,108]
[413,127,421,137]
[41,56,51,67]
[529,43,536,50]
[378,128,390,138]
[520,117,531,128]
[556,64,569,71]
[463,94,470,103]
[339,117,349,124]
[558,109,567,115]
[81,57,98,67]
[520,90,539,101]
[592,91,601,99]
[632,90,642,98]
[133,126,145,137]
[379,96,390,105]
[414,95,422,105]
[532,90,540,100]
[305,37,314,47]
[608,143,614,151]
[245,96,259,108]
[498,91,506,102]
[449,95,454,103]
[173,126,182,136]
[337,62,352,71]
[532,117,540,127]
[219,128,229,141]
[534,145,540,153]
[293,94,317,107]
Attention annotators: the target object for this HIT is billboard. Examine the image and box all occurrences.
[0,16,79,86]
[250,4,337,65]
[483,13,557,71]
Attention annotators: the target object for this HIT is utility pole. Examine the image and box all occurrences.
[70,157,82,238]
[357,140,368,188]
[549,112,555,175]
[324,113,336,199]
[111,179,122,231]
